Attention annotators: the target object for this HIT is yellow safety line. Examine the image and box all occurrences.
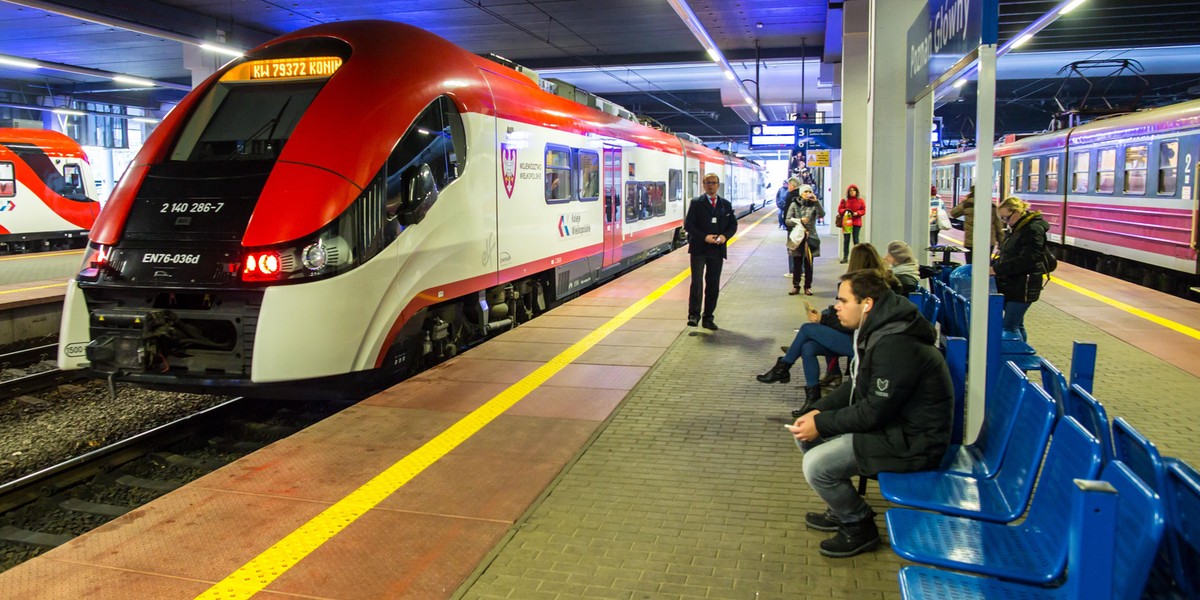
[1049,276,1200,341]
[0,249,83,261]
[196,211,772,599]
[0,282,66,296]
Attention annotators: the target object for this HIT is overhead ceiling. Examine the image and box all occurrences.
[0,0,1198,147]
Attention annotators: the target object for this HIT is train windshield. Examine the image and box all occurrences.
[169,81,322,162]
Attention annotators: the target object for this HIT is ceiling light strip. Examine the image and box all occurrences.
[665,0,766,121]
[0,53,191,91]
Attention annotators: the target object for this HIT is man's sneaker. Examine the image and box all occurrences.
[687,316,699,327]
[818,517,881,558]
[804,509,842,532]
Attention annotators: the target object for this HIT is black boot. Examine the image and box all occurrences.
[791,385,821,418]
[756,358,791,384]
[819,516,881,558]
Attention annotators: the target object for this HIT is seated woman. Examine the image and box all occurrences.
[885,240,921,295]
[757,243,902,418]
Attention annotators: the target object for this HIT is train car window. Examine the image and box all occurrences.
[625,181,642,222]
[1124,145,1147,195]
[59,164,89,200]
[577,150,600,201]
[171,81,324,162]
[1158,141,1178,195]
[1096,148,1116,194]
[1071,152,1089,193]
[1028,157,1041,192]
[687,171,698,199]
[1011,159,1023,193]
[651,182,666,216]
[1045,156,1059,193]
[0,162,14,197]
[669,169,682,202]
[545,146,572,203]
[384,96,467,217]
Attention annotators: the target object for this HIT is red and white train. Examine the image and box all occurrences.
[933,99,1200,294]
[57,20,765,398]
[0,128,99,252]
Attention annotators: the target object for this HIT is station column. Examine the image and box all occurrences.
[839,0,869,246]
[864,0,925,249]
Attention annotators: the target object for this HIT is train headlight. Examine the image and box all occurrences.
[301,243,327,271]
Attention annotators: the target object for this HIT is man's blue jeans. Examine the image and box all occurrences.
[801,434,873,523]
[783,322,853,386]
[1003,300,1032,341]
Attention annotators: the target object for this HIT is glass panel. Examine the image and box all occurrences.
[1046,156,1059,193]
[1072,152,1089,193]
[1028,157,1040,193]
[1096,148,1115,194]
[0,162,13,197]
[545,148,571,202]
[1159,141,1178,195]
[1124,145,1147,194]
[578,150,599,200]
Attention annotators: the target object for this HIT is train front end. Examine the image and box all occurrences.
[56,22,469,398]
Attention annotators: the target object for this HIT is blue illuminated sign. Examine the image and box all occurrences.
[906,0,998,102]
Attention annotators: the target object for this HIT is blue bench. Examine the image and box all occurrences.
[1164,460,1200,598]
[886,416,1103,584]
[937,362,1027,479]
[878,380,1057,523]
[1065,384,1114,464]
[898,460,1166,600]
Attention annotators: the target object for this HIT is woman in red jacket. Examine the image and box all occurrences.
[837,185,866,263]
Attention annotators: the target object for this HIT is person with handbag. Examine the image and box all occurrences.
[836,185,866,263]
[786,182,824,295]
[928,185,950,248]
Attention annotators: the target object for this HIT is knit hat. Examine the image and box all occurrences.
[887,240,915,264]
[798,184,814,195]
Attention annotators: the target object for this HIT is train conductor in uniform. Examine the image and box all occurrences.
[685,173,739,330]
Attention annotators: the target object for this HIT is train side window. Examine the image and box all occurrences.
[576,149,599,201]
[687,171,698,199]
[1158,141,1178,195]
[1096,148,1116,194]
[0,162,14,197]
[385,95,467,219]
[1045,156,1059,193]
[1071,152,1090,193]
[1028,157,1040,192]
[669,169,682,202]
[1123,145,1147,195]
[625,181,641,223]
[1011,159,1022,193]
[544,145,572,203]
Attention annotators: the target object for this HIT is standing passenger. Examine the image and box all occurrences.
[685,173,738,330]
[837,185,866,263]
[787,269,953,558]
[989,197,1048,341]
[787,183,824,296]
[948,186,1003,265]
[775,180,790,230]
[928,185,949,248]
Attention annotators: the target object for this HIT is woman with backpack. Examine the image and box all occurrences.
[989,196,1049,342]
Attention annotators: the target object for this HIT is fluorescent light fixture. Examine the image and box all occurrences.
[112,75,155,87]
[723,69,734,80]
[1011,34,1034,48]
[53,108,86,116]
[131,117,159,124]
[0,56,38,69]
[953,78,968,88]
[706,47,720,62]
[1059,0,1086,14]
[200,43,244,58]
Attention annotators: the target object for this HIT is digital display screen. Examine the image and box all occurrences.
[749,123,797,148]
[222,57,343,82]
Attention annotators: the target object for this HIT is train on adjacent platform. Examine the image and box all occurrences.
[0,128,99,253]
[933,99,1200,295]
[57,20,765,398]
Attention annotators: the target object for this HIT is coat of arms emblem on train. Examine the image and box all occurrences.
[501,143,517,198]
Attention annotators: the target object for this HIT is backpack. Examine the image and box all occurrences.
[1042,245,1058,274]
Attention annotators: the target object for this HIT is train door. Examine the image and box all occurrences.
[602,145,622,267]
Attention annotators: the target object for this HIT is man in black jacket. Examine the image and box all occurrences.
[684,173,739,330]
[787,269,953,558]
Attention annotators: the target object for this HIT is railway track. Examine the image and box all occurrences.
[0,344,87,402]
[0,395,348,572]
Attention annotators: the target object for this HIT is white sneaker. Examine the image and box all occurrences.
[783,273,792,277]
